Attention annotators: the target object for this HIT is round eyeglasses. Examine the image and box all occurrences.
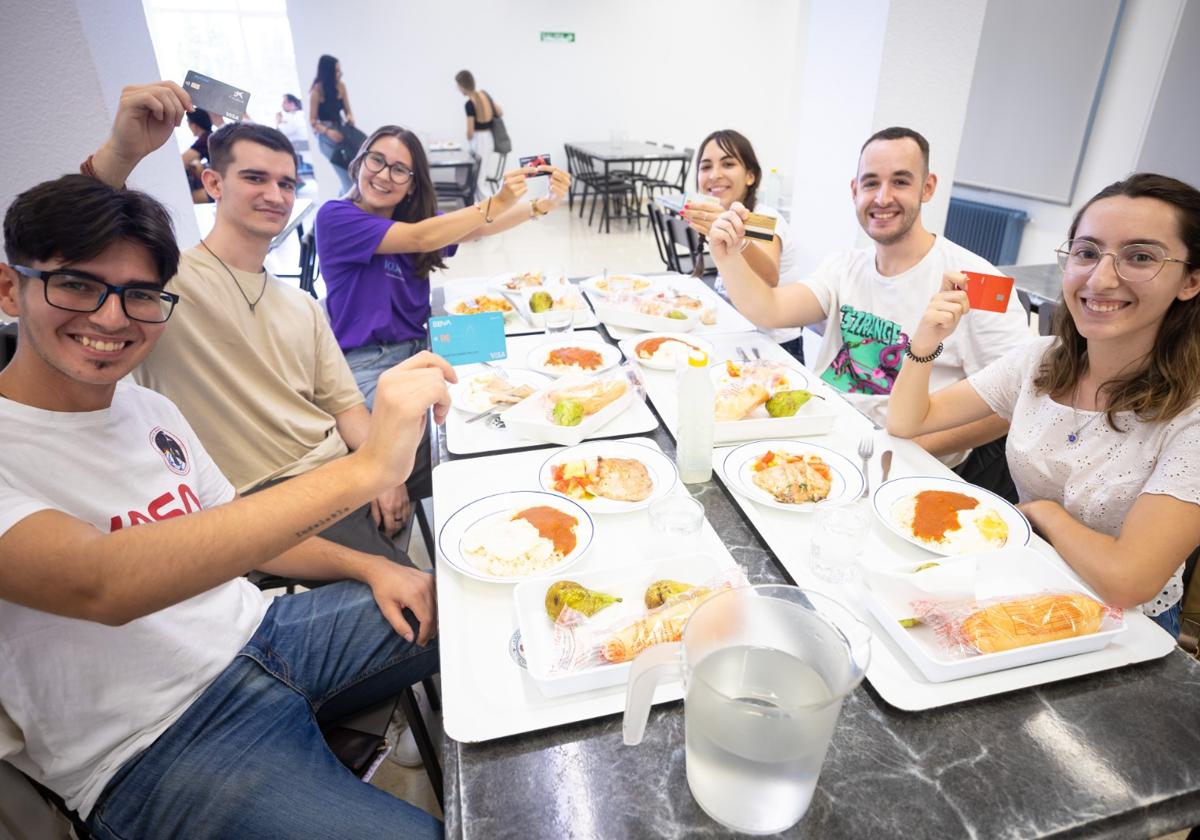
[1055,239,1190,284]
[362,152,414,184]
[14,266,179,323]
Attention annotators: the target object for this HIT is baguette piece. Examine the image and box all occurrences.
[602,590,717,663]
[547,379,627,415]
[961,593,1105,654]
[715,383,769,421]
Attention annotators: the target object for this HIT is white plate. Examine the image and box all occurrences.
[582,273,657,295]
[618,333,714,371]
[444,293,518,321]
[537,440,678,513]
[872,475,1032,556]
[437,490,595,584]
[720,439,865,512]
[526,338,622,377]
[513,555,746,697]
[447,369,552,414]
[861,546,1126,682]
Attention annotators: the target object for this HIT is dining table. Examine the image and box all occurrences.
[569,142,691,234]
[426,278,1200,839]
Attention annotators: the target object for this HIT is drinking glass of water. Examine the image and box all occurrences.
[646,493,704,558]
[809,505,869,584]
[542,307,574,337]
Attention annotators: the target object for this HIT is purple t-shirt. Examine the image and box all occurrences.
[314,199,457,351]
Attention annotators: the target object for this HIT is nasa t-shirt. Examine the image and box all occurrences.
[0,382,271,818]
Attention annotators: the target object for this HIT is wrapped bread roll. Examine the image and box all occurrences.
[715,383,769,421]
[601,589,718,663]
[961,592,1105,654]
[547,379,628,415]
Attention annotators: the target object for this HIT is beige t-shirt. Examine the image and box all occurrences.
[134,246,364,492]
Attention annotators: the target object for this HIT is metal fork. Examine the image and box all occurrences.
[487,414,507,430]
[857,436,875,499]
[735,346,751,362]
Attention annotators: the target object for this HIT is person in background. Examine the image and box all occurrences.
[182,109,212,203]
[455,69,501,159]
[679,129,803,362]
[886,173,1200,638]
[707,126,1032,501]
[315,124,570,409]
[275,93,310,172]
[309,54,355,192]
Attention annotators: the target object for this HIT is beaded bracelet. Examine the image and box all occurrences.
[903,341,944,364]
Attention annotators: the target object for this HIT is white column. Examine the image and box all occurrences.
[0,0,199,255]
[788,0,988,273]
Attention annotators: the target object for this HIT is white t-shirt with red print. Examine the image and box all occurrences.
[0,382,271,818]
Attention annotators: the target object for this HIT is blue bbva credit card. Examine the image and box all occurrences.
[428,313,508,366]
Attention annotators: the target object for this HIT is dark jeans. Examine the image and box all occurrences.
[953,436,1018,505]
[779,335,805,366]
[87,582,441,839]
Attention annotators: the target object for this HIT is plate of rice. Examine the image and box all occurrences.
[872,476,1031,556]
[438,490,595,582]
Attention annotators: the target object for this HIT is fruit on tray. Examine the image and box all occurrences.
[545,580,622,622]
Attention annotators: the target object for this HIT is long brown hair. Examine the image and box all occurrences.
[348,125,447,278]
[691,129,762,277]
[455,69,493,123]
[1033,173,1200,429]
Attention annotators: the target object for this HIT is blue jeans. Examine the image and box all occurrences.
[86,582,442,840]
[345,339,427,411]
[317,132,353,193]
[1150,601,1182,638]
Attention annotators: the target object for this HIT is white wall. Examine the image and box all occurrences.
[285,0,806,202]
[0,0,199,257]
[787,0,989,273]
[953,0,1188,266]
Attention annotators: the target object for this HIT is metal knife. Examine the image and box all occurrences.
[880,450,893,483]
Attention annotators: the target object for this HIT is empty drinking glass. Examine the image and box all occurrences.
[646,493,704,558]
[542,307,574,337]
[809,505,870,583]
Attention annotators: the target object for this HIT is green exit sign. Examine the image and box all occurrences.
[540,31,575,43]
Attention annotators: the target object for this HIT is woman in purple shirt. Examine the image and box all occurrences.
[315,124,570,407]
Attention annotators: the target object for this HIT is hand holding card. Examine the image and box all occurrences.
[960,270,1016,313]
[183,71,250,122]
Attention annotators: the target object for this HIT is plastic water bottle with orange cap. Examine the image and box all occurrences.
[675,349,714,484]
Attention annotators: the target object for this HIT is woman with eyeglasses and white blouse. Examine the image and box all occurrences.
[314,125,570,407]
[878,173,1200,637]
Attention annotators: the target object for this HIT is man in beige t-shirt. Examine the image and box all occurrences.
[95,119,415,556]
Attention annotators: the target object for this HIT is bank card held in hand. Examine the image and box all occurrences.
[183,71,250,122]
[743,212,778,242]
[519,154,552,176]
[428,313,508,366]
[960,271,1015,313]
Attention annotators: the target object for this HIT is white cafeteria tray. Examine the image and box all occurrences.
[594,274,758,337]
[641,331,840,443]
[433,439,739,742]
[440,277,600,335]
[443,331,657,455]
[712,432,1177,710]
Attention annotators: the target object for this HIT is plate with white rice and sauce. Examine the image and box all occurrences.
[872,476,1031,556]
[438,490,595,582]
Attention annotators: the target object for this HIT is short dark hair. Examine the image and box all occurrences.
[3,175,179,283]
[187,109,213,133]
[284,93,302,110]
[207,122,299,176]
[860,126,931,173]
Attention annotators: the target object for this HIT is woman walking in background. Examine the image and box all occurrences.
[310,54,356,192]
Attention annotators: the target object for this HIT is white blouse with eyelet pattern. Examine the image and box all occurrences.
[968,336,1200,616]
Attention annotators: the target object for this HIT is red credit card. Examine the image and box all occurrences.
[961,271,1015,313]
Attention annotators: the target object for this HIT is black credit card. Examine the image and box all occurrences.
[183,70,250,122]
[519,153,552,177]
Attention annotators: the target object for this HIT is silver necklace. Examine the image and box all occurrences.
[201,240,267,313]
[1067,384,1104,444]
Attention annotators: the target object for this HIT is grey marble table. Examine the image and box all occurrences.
[429,288,1200,839]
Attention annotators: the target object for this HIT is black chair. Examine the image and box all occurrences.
[484,151,507,192]
[642,147,694,201]
[648,201,683,273]
[435,155,481,208]
[574,151,639,231]
[298,227,319,299]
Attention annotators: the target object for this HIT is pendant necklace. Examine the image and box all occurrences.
[1067,383,1104,444]
[201,239,267,313]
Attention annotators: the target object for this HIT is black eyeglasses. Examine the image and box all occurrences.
[362,151,414,184]
[13,265,179,323]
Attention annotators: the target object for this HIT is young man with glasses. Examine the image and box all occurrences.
[0,172,449,837]
[709,126,1033,499]
[86,82,420,550]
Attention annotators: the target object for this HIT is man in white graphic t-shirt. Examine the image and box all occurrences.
[0,128,448,835]
[709,126,1032,497]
